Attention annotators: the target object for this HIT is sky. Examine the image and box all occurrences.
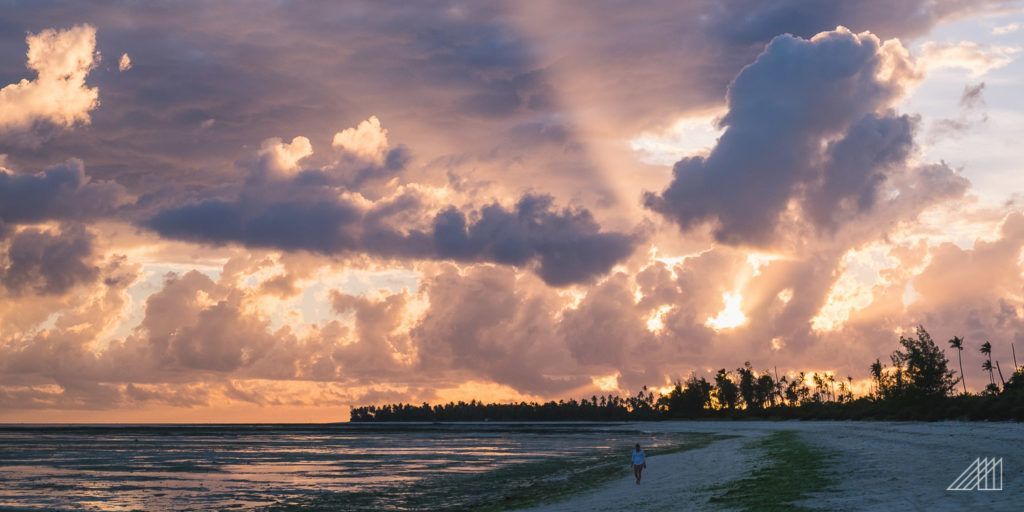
[1,0,1023,422]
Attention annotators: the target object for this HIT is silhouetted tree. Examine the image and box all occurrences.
[888,326,958,399]
[714,369,739,411]
[659,374,713,418]
[783,372,810,405]
[948,336,967,395]
[869,359,883,397]
[737,362,758,409]
[756,373,777,408]
[981,341,995,389]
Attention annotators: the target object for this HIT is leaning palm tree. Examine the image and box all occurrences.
[981,341,994,386]
[949,336,967,394]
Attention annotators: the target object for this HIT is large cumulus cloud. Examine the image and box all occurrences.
[644,27,927,245]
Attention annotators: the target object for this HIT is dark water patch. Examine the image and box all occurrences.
[0,423,708,511]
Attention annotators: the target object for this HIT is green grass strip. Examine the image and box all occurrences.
[709,431,831,512]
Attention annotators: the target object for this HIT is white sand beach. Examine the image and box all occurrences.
[520,421,1023,512]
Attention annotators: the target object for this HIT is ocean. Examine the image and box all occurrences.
[0,423,699,511]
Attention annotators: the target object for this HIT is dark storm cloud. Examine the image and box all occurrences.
[0,159,125,224]
[148,198,366,254]
[148,188,637,286]
[432,195,636,286]
[1,225,98,295]
[644,28,915,245]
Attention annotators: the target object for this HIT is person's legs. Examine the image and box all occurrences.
[634,464,642,484]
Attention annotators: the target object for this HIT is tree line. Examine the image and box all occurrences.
[350,326,1024,422]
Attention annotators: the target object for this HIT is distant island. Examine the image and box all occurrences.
[351,326,1024,422]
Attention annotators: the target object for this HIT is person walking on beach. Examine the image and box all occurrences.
[631,443,646,485]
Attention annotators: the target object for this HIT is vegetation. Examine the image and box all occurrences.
[351,326,1024,422]
[709,431,831,511]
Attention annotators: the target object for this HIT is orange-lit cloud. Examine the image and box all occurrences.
[0,25,99,142]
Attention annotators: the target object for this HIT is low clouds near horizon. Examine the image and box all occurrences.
[1,0,1022,421]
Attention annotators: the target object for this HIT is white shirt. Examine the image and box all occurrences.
[632,449,646,465]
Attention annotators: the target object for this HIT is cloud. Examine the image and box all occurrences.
[149,190,636,286]
[254,136,313,176]
[147,130,636,286]
[706,0,981,46]
[0,159,126,224]
[0,25,100,142]
[134,271,278,372]
[918,41,1020,77]
[644,27,918,246]
[118,53,132,72]
[804,112,916,230]
[992,22,1021,35]
[0,2,1019,417]
[1,225,98,295]
[332,116,389,164]
[411,264,584,394]
[928,82,989,141]
[331,291,411,376]
[432,194,636,286]
[0,1,986,219]
[959,82,986,109]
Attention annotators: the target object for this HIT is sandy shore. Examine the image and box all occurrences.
[519,421,1022,512]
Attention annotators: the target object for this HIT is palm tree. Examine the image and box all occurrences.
[870,359,883,397]
[981,341,995,387]
[948,336,967,394]
[812,373,826,402]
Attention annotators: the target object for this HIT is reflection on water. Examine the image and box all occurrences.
[0,424,680,511]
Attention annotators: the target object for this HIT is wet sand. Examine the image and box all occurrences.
[521,421,1022,511]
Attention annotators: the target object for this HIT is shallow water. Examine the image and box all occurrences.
[0,423,685,511]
